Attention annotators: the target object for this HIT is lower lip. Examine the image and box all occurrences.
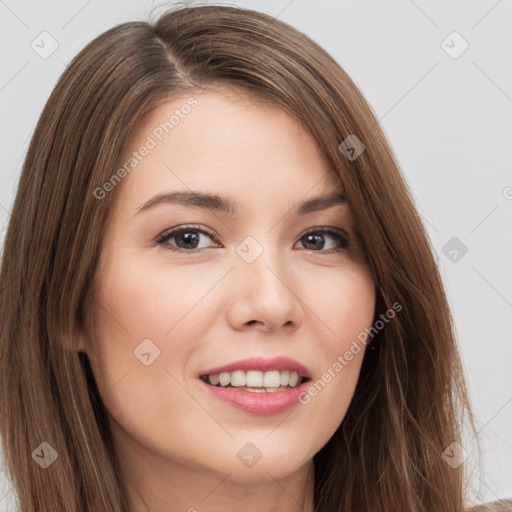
[199,378,311,415]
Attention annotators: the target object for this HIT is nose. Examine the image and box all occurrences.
[226,244,304,333]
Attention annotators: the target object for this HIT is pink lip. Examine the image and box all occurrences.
[199,377,311,415]
[198,356,312,416]
[199,356,311,378]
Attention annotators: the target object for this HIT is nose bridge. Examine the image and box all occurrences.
[228,233,303,331]
[236,234,287,294]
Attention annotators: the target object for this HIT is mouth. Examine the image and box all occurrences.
[198,357,312,415]
[199,370,311,393]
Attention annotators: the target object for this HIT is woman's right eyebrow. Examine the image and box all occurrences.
[134,190,346,217]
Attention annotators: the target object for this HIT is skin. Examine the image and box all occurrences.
[80,85,376,512]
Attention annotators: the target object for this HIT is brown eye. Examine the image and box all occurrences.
[296,229,350,252]
[156,226,219,252]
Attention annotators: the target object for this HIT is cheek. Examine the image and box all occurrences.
[91,249,231,354]
[325,264,375,371]
[303,260,376,347]
[85,253,229,418]
[295,264,375,438]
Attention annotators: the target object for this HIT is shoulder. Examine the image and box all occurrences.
[468,500,512,512]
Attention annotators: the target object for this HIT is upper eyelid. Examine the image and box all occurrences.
[158,224,217,239]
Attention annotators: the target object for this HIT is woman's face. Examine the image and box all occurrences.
[83,86,376,485]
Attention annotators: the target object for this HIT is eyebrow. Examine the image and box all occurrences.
[135,190,346,217]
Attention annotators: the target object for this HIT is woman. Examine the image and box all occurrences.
[0,4,505,511]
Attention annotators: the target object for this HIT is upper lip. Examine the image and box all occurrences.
[200,356,311,379]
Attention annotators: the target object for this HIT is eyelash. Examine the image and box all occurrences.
[155,224,352,254]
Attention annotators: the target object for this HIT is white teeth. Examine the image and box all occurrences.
[208,374,220,386]
[288,371,300,387]
[246,370,263,387]
[230,370,246,387]
[205,370,303,389]
[263,370,281,388]
[219,372,231,387]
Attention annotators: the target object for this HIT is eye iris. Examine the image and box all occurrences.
[303,233,324,250]
[176,231,199,249]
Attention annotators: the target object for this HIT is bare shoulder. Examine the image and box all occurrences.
[468,500,512,512]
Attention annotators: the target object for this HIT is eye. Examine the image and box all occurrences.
[156,225,219,252]
[156,225,351,253]
[295,228,351,253]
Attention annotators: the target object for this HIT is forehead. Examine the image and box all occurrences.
[113,86,343,214]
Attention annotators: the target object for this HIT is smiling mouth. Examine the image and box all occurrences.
[199,369,310,393]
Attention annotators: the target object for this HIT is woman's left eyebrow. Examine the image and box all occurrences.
[134,190,346,217]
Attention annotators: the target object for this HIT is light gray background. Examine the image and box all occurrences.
[1,0,511,509]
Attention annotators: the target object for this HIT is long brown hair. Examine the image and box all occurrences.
[0,3,477,510]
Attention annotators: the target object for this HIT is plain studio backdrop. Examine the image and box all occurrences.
[0,0,511,509]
